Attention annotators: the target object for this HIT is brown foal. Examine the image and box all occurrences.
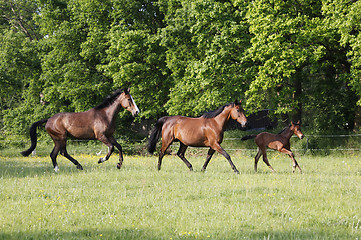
[242,121,304,173]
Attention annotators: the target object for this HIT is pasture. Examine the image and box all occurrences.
[1,150,361,239]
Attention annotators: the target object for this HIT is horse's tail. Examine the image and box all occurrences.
[241,135,257,141]
[21,119,48,156]
[148,116,169,154]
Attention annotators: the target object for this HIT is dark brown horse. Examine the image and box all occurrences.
[21,89,139,172]
[148,101,247,173]
[242,121,304,173]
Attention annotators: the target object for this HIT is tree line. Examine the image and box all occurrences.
[1,0,361,138]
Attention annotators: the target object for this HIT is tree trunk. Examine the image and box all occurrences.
[293,73,302,122]
[354,104,361,132]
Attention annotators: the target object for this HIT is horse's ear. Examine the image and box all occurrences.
[297,120,301,125]
[234,99,242,105]
[127,88,130,93]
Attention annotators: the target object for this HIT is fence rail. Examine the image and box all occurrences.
[225,134,361,152]
[2,134,361,153]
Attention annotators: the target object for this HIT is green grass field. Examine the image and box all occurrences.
[1,149,361,239]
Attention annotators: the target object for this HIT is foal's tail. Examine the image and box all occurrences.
[147,116,169,154]
[21,119,48,156]
[241,135,257,141]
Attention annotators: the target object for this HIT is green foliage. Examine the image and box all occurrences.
[322,0,361,105]
[160,0,252,115]
[246,0,329,112]
[1,0,361,138]
[101,0,170,118]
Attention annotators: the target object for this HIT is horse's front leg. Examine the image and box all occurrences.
[109,136,124,169]
[212,143,239,174]
[280,148,302,173]
[97,135,114,164]
[201,148,215,172]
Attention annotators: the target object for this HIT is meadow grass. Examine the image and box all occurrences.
[1,149,361,239]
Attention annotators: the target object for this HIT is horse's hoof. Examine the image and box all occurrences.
[234,170,240,174]
[117,163,122,169]
[77,165,83,170]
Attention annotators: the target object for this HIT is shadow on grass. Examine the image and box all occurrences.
[0,156,104,179]
[0,228,355,240]
[0,228,156,240]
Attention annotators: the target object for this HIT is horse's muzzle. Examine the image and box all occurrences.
[132,110,140,117]
[132,111,139,117]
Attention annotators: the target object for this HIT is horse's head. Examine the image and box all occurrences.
[291,121,304,139]
[229,100,247,128]
[121,88,140,117]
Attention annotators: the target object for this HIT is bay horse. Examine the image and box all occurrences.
[241,121,304,173]
[147,101,247,173]
[21,88,139,172]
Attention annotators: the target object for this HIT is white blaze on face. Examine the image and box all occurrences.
[130,94,140,115]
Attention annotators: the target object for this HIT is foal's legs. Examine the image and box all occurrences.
[254,148,262,172]
[212,143,239,174]
[177,143,193,171]
[260,147,275,172]
[201,148,215,172]
[279,148,302,173]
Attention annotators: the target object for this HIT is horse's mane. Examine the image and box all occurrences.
[94,89,127,110]
[278,122,300,134]
[278,127,288,134]
[202,102,240,119]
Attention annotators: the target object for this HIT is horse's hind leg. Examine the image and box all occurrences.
[261,148,275,172]
[254,148,262,172]
[201,148,215,172]
[158,151,165,171]
[177,143,193,171]
[157,135,174,171]
[50,140,83,171]
[60,141,83,170]
[61,149,83,170]
[50,143,61,172]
